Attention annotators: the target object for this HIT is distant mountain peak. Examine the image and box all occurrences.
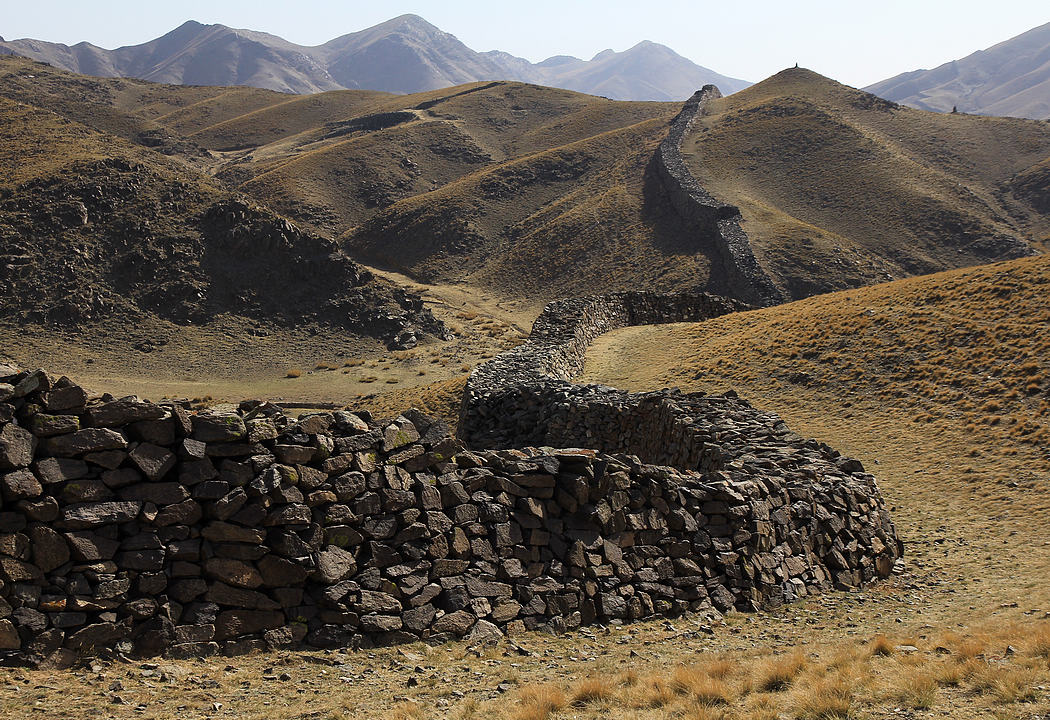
[0,15,750,100]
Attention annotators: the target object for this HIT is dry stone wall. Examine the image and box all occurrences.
[0,352,901,666]
[655,86,785,307]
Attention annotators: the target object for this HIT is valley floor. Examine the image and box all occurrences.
[2,262,1050,718]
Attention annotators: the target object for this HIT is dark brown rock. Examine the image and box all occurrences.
[192,414,246,443]
[315,546,356,584]
[432,610,475,636]
[34,457,88,484]
[29,414,80,437]
[88,398,165,427]
[46,428,127,457]
[59,500,142,529]
[204,558,264,589]
[29,526,69,572]
[2,469,42,500]
[0,423,35,469]
[215,610,284,639]
[128,444,176,481]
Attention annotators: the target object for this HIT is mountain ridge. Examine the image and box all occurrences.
[866,21,1050,119]
[0,14,750,100]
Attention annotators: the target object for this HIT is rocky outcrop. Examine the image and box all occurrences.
[654,86,785,307]
[0,361,901,665]
[0,161,445,349]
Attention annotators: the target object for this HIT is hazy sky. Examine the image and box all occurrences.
[3,1,1048,88]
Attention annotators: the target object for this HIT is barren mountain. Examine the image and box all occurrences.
[866,21,1050,119]
[682,67,1050,298]
[0,14,749,101]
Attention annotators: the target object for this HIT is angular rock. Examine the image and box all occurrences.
[192,414,246,443]
[29,414,80,437]
[0,423,35,469]
[29,526,69,572]
[204,558,264,589]
[34,457,88,484]
[88,398,165,427]
[432,610,476,636]
[214,610,284,640]
[128,443,177,481]
[2,468,42,500]
[120,481,188,506]
[314,546,357,584]
[46,428,127,457]
[59,501,142,529]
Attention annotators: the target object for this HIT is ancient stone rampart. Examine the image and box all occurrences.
[0,358,901,666]
[654,86,785,307]
[459,291,750,455]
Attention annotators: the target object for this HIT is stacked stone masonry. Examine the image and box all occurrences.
[0,352,901,665]
[654,86,785,307]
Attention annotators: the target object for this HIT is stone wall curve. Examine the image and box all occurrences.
[0,350,902,665]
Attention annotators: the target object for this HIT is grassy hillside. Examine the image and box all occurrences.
[6,56,1049,310]
[0,69,448,368]
[568,253,1050,718]
[684,68,1050,298]
[582,253,1050,482]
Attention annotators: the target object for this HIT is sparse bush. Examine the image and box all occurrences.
[285,369,302,378]
[869,634,894,656]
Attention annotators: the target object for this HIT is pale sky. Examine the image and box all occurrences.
[2,0,1048,88]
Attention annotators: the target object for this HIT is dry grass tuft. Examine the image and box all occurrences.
[971,663,1040,704]
[512,684,568,720]
[790,671,857,720]
[285,368,302,378]
[755,652,807,692]
[670,665,735,706]
[385,701,424,720]
[570,676,614,706]
[869,634,894,656]
[1026,623,1050,659]
[886,666,938,709]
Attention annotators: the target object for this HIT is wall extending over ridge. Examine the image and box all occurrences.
[654,86,785,307]
[0,352,901,666]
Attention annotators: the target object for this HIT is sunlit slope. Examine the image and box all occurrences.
[683,68,1050,298]
[581,254,1050,488]
[341,115,723,301]
[205,81,679,238]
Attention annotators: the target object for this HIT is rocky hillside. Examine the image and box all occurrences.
[0,79,444,349]
[0,15,749,100]
[866,21,1050,119]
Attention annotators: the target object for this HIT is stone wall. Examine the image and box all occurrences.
[458,290,750,453]
[0,360,901,665]
[654,86,785,307]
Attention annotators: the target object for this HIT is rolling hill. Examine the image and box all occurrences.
[3,56,1048,311]
[681,67,1050,298]
[0,14,750,101]
[0,62,445,354]
[866,21,1050,119]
